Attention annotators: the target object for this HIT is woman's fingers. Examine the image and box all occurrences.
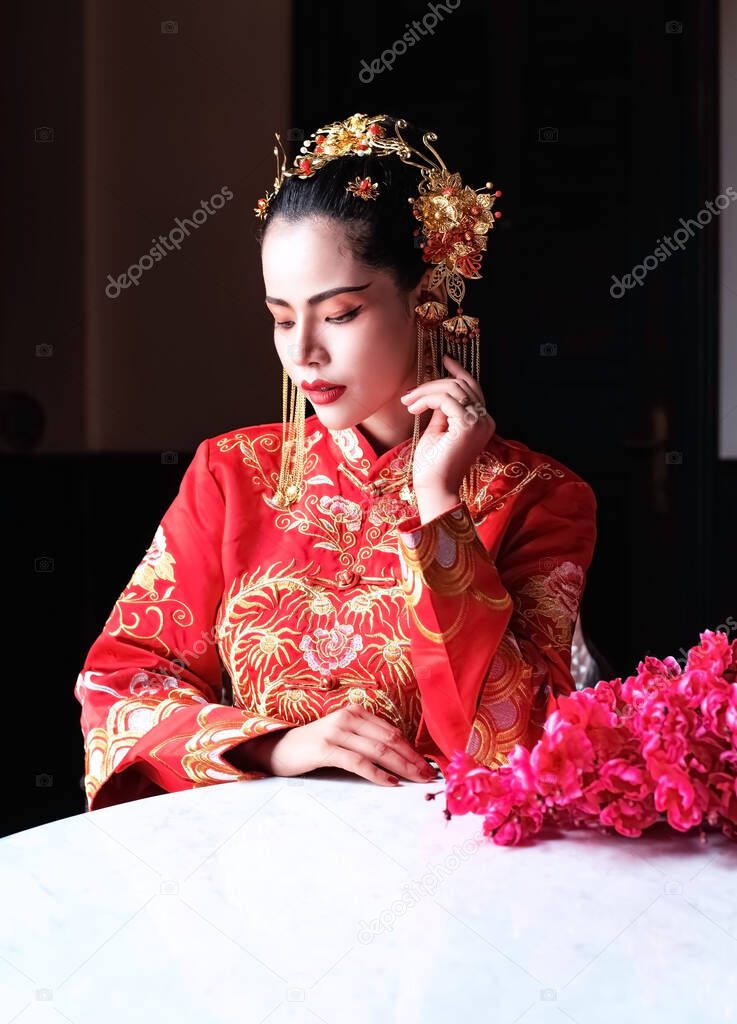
[330,707,435,785]
[346,722,434,782]
[405,390,484,425]
[442,354,485,404]
[401,369,486,415]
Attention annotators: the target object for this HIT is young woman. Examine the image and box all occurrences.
[75,113,597,811]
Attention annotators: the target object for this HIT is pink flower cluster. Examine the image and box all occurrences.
[444,629,737,846]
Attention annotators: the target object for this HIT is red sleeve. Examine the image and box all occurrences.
[395,479,597,771]
[75,439,293,811]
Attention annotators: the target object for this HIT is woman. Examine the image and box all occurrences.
[75,113,597,811]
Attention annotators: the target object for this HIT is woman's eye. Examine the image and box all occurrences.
[273,306,361,330]
[327,306,362,324]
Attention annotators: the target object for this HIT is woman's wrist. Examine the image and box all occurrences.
[226,730,287,773]
[414,487,461,525]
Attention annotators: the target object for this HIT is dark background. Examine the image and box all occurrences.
[3,0,733,837]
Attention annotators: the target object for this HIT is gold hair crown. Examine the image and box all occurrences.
[254,112,502,313]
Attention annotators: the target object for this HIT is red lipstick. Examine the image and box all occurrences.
[300,379,347,405]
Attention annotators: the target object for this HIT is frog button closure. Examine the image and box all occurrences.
[335,568,359,588]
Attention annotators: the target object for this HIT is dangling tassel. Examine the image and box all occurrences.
[273,368,306,508]
[401,299,447,504]
[441,304,482,508]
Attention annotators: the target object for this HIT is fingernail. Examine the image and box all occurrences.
[387,775,400,785]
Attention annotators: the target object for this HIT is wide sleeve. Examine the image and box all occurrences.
[74,438,295,811]
[395,478,597,772]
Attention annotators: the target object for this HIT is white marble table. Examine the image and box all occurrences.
[2,768,737,1023]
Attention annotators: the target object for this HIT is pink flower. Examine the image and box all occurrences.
[440,630,737,846]
[599,758,653,801]
[654,766,708,831]
[675,668,711,709]
[490,820,524,846]
[531,716,595,803]
[687,629,734,677]
[599,797,661,838]
[445,753,512,817]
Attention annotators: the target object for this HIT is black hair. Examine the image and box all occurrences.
[255,115,431,303]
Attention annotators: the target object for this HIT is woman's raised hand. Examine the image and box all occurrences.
[401,353,496,496]
[239,705,437,785]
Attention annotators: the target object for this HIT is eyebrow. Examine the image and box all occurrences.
[264,283,372,307]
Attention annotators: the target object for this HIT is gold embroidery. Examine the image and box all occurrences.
[466,450,567,518]
[215,559,421,736]
[216,427,326,505]
[396,504,512,642]
[104,525,195,664]
[130,525,176,591]
[514,560,585,650]
[83,687,208,804]
[466,632,533,767]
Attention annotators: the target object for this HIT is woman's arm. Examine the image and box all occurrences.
[395,477,597,770]
[75,438,294,811]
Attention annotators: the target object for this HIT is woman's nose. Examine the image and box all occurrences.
[287,326,324,365]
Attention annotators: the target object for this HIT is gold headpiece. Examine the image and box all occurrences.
[255,113,502,509]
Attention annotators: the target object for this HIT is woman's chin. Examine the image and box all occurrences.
[309,405,357,430]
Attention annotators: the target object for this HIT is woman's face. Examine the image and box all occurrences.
[262,215,435,453]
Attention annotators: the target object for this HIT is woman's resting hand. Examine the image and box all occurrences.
[238,705,437,785]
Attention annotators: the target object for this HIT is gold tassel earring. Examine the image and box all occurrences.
[440,305,482,507]
[273,368,306,508]
[401,297,481,509]
[399,297,444,506]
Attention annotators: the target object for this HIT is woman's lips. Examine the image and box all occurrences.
[302,384,346,406]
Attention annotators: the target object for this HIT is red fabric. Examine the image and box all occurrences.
[75,416,597,809]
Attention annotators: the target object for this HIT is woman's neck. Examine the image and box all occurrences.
[357,408,431,458]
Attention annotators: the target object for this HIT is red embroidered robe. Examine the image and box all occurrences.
[75,416,597,810]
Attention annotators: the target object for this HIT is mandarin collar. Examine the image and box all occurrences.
[323,419,414,485]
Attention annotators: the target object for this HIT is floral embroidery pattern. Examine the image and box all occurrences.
[317,495,362,532]
[299,622,364,676]
[514,560,585,649]
[215,559,420,732]
[130,526,176,591]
